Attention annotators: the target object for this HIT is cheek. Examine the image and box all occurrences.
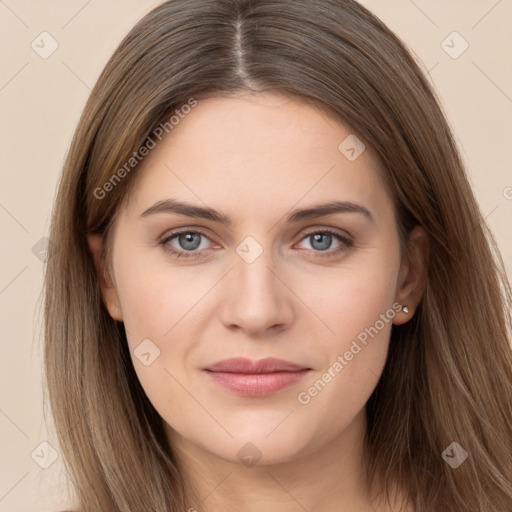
[114,248,209,344]
[111,246,220,392]
[293,245,399,411]
[301,250,399,348]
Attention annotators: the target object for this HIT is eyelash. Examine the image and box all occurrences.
[159,228,354,260]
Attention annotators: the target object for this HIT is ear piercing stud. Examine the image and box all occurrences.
[402,306,409,314]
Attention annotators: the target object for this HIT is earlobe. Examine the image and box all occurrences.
[393,225,429,325]
[87,233,123,322]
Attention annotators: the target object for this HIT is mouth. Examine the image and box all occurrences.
[202,357,312,397]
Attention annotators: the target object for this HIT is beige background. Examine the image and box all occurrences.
[0,1,511,510]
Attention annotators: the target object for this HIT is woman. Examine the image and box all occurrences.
[43,1,512,511]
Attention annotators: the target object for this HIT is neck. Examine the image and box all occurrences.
[166,408,405,512]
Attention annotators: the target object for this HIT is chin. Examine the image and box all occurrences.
[207,431,311,467]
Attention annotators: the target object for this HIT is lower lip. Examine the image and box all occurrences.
[204,370,310,397]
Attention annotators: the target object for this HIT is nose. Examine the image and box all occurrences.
[218,245,295,337]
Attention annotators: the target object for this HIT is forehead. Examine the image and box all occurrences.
[121,92,390,223]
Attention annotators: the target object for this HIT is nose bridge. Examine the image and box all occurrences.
[221,233,291,333]
[234,233,280,302]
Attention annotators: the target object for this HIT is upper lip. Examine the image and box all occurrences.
[203,357,310,374]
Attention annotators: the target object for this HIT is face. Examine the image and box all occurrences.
[90,92,417,467]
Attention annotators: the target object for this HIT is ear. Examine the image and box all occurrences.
[393,225,429,325]
[87,233,123,322]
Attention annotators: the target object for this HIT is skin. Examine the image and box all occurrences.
[88,92,427,512]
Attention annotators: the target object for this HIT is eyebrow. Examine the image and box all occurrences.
[139,198,374,225]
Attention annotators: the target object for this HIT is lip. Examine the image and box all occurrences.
[202,357,312,397]
[203,357,309,373]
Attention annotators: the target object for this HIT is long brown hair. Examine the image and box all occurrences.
[43,1,512,510]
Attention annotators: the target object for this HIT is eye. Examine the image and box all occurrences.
[295,229,353,257]
[159,229,215,259]
[159,228,353,259]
